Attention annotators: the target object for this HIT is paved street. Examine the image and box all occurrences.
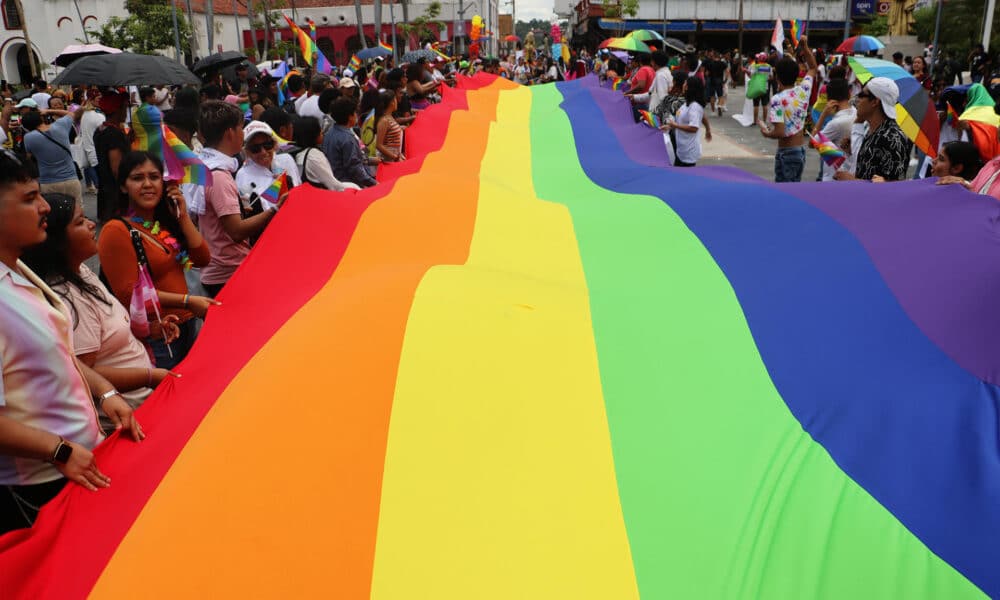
[698,84,823,182]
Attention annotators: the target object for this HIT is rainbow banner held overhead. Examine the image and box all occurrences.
[0,74,997,600]
[789,19,804,48]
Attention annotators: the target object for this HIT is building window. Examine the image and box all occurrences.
[3,0,22,30]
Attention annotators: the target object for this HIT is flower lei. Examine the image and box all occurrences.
[129,216,193,271]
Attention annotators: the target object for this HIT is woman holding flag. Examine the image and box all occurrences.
[98,151,214,369]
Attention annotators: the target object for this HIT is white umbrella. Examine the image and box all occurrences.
[53,44,122,67]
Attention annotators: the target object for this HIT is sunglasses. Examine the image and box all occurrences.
[856,91,876,100]
[246,139,276,153]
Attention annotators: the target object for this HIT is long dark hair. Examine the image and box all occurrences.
[373,90,396,131]
[21,193,110,328]
[940,141,983,180]
[116,151,192,252]
[684,76,705,106]
[292,115,321,149]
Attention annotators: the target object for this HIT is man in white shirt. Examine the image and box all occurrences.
[0,149,144,535]
[79,106,106,194]
[297,74,333,124]
[814,79,856,181]
[30,79,51,109]
[628,50,673,113]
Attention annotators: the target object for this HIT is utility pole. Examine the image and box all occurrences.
[233,0,243,51]
[172,0,182,60]
[843,0,851,40]
[737,0,743,54]
[932,0,944,69]
[390,0,399,62]
[11,0,37,79]
[984,0,997,52]
[206,0,216,54]
[186,0,197,59]
[73,0,90,44]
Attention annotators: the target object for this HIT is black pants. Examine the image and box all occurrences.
[203,282,225,298]
[674,157,696,167]
[0,478,67,535]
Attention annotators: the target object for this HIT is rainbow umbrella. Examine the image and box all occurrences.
[606,36,652,53]
[0,76,996,599]
[836,35,885,53]
[598,37,621,49]
[848,55,939,158]
[503,34,520,42]
[626,29,664,43]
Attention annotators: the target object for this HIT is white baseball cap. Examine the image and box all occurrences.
[242,120,277,145]
[15,98,37,109]
[864,77,899,120]
[339,77,357,88]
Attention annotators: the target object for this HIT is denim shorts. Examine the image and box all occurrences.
[774,146,806,183]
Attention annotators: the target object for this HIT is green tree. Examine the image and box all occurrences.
[398,1,445,48]
[600,0,638,19]
[515,19,550,41]
[87,0,193,55]
[913,0,1000,60]
[861,14,889,37]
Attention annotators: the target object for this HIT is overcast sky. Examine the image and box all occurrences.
[514,0,558,22]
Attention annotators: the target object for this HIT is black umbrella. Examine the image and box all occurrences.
[400,49,436,63]
[12,89,31,101]
[50,53,201,86]
[220,60,260,83]
[662,37,691,54]
[191,51,248,75]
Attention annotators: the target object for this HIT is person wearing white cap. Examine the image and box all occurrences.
[834,77,909,182]
[235,120,301,213]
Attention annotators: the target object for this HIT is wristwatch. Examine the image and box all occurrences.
[98,389,121,407]
[50,437,72,465]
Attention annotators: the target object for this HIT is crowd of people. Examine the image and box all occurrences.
[2,32,1000,538]
[0,50,478,535]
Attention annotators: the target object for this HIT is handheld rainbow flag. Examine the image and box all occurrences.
[349,54,362,71]
[260,171,289,206]
[283,15,315,67]
[379,40,393,53]
[638,109,661,129]
[810,131,846,169]
[945,102,960,127]
[307,18,334,74]
[610,76,625,91]
[772,18,785,57]
[432,47,451,62]
[131,103,163,156]
[789,19,804,48]
[163,125,211,186]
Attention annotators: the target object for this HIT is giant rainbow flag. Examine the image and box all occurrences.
[0,74,997,598]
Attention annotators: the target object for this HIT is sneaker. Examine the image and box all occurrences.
[86,185,97,194]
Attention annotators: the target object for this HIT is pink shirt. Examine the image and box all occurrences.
[199,170,251,286]
[968,157,1000,199]
[0,262,103,485]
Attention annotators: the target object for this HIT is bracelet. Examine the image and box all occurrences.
[98,389,120,407]
[183,294,189,308]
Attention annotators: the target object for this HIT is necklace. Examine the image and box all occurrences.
[129,216,193,271]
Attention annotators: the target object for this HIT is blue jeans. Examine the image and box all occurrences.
[149,318,199,370]
[83,166,98,188]
[774,146,806,183]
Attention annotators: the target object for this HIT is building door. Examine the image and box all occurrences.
[16,44,36,84]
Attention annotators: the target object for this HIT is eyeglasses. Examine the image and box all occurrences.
[246,139,276,153]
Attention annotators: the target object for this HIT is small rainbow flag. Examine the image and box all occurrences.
[611,77,625,91]
[260,171,289,206]
[163,125,211,186]
[810,131,846,170]
[945,102,960,127]
[789,19,804,48]
[638,109,661,129]
[349,54,362,71]
[131,103,163,156]
[307,18,334,74]
[379,40,393,53]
